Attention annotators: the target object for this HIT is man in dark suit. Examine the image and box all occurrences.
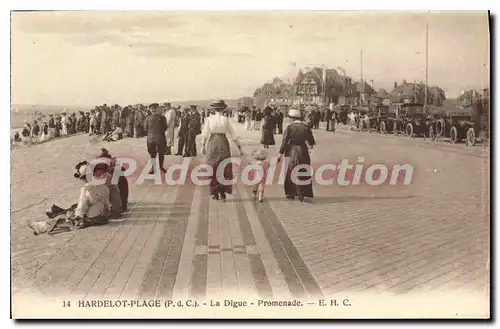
[143,103,168,173]
[176,108,192,156]
[275,109,284,134]
[250,106,257,130]
[185,105,202,157]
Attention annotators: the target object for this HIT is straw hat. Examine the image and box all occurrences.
[252,149,268,161]
[211,100,227,111]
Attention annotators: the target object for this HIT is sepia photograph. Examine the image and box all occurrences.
[9,10,490,319]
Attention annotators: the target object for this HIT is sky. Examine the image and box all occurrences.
[11,11,490,106]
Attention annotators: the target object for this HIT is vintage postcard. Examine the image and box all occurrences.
[10,11,490,319]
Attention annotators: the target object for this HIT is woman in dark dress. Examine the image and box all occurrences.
[277,109,316,202]
[260,106,275,149]
[201,100,242,201]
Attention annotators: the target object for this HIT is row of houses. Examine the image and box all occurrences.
[250,67,449,110]
[456,88,490,108]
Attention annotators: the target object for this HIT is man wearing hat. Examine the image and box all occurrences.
[48,113,55,139]
[185,105,202,157]
[275,106,284,134]
[99,106,109,136]
[175,108,192,157]
[31,120,41,143]
[125,107,135,138]
[54,115,62,138]
[134,105,146,138]
[143,103,168,173]
[164,102,176,155]
[250,106,257,130]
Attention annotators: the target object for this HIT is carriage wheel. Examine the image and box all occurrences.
[436,119,445,137]
[406,123,414,138]
[450,126,458,144]
[466,127,476,146]
[380,121,387,134]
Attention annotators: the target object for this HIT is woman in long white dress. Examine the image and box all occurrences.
[61,112,68,136]
[200,100,242,201]
[244,109,252,130]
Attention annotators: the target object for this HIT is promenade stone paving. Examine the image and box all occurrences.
[11,119,490,315]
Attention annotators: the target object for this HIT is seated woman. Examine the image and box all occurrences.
[14,131,21,142]
[109,125,124,141]
[28,161,111,235]
[97,148,129,212]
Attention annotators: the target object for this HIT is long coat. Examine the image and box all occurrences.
[260,114,275,146]
[279,121,316,198]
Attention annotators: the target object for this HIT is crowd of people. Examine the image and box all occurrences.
[12,103,235,148]
[27,100,322,235]
[237,104,339,136]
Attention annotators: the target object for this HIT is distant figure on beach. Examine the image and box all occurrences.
[31,120,40,143]
[54,115,62,138]
[125,108,135,138]
[39,122,49,142]
[48,114,55,138]
[164,103,176,155]
[185,105,202,157]
[13,131,21,142]
[275,109,284,134]
[21,122,31,145]
[260,106,275,149]
[89,110,98,135]
[244,108,252,130]
[176,108,191,156]
[61,112,68,136]
[134,106,145,138]
[104,124,123,142]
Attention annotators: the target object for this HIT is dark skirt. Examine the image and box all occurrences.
[284,144,314,198]
[260,127,275,146]
[207,133,233,195]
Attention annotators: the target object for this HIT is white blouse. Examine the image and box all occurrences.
[75,183,111,219]
[200,112,238,145]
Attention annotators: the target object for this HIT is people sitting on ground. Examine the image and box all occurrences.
[40,121,49,142]
[28,161,111,235]
[97,148,129,212]
[103,124,124,142]
[21,123,31,144]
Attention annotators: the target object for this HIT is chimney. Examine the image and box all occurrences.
[394,81,397,90]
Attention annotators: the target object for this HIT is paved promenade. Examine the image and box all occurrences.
[11,119,490,317]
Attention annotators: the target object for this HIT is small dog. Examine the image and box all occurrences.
[248,148,268,202]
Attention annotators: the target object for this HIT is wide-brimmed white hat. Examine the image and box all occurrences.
[78,164,88,178]
[252,149,268,161]
[288,109,301,119]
